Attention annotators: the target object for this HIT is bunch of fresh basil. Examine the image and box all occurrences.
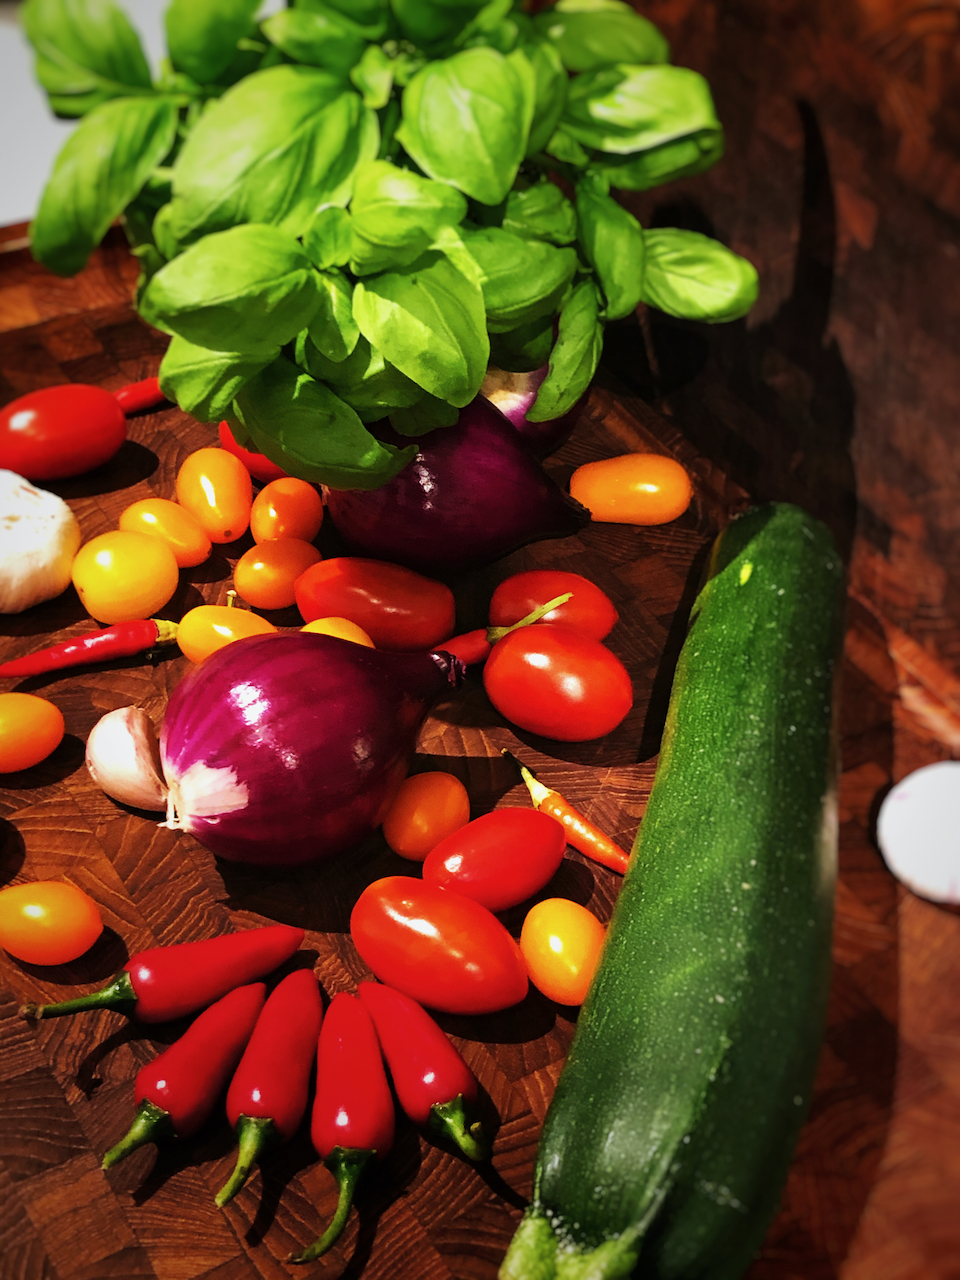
[25,0,758,488]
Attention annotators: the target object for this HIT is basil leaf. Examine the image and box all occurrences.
[396,47,531,206]
[522,39,568,156]
[307,270,360,362]
[350,44,394,109]
[390,393,460,436]
[544,126,590,167]
[297,0,390,41]
[348,160,468,276]
[31,97,178,276]
[639,229,759,322]
[21,0,153,117]
[167,67,379,245]
[234,355,416,488]
[461,227,577,332]
[527,279,603,422]
[503,180,577,245]
[165,0,260,85]
[261,8,367,73]
[575,175,645,320]
[140,224,322,354]
[598,128,724,191]
[533,0,669,73]
[353,248,489,406]
[489,314,554,372]
[563,65,721,155]
[152,202,181,262]
[296,332,423,421]
[391,0,488,49]
[303,206,353,270]
[158,335,277,422]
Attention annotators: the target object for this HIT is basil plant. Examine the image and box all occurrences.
[25,0,758,488]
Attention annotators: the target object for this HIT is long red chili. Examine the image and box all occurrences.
[289,992,395,1265]
[19,923,304,1023]
[0,618,179,679]
[216,968,324,1206]
[358,981,489,1161]
[440,592,574,666]
[113,376,167,414]
[101,983,266,1169]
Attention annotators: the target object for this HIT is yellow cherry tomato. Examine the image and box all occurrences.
[519,898,606,1006]
[176,602,278,663]
[569,453,693,525]
[301,617,375,647]
[175,447,253,543]
[250,477,324,544]
[118,497,212,567]
[233,539,323,611]
[0,693,65,772]
[0,880,103,964]
[382,771,471,862]
[71,530,180,623]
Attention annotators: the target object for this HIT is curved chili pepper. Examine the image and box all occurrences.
[216,968,323,1206]
[289,992,394,1265]
[358,981,489,1161]
[439,592,574,667]
[0,618,179,679]
[113,376,166,414]
[102,983,265,1170]
[20,924,304,1023]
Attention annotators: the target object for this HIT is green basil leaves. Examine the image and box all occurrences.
[639,229,759,322]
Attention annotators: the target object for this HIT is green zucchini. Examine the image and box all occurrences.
[500,502,844,1280]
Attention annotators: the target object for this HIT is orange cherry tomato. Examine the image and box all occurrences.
[71,530,180,623]
[175,447,253,543]
[519,897,606,1006]
[0,693,65,772]
[0,880,103,964]
[569,453,692,525]
[176,602,277,663]
[382,771,471,862]
[233,539,323,611]
[250,477,324,544]
[301,617,375,647]
[118,497,211,567]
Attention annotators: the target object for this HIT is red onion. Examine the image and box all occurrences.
[324,396,590,574]
[160,632,464,866]
[480,364,588,457]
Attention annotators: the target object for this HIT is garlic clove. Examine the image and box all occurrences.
[85,705,169,811]
[0,470,82,613]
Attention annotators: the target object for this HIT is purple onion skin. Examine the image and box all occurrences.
[480,365,589,458]
[325,396,590,574]
[160,632,464,867]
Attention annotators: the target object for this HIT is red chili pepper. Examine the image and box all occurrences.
[113,376,167,414]
[101,983,266,1169]
[19,924,304,1023]
[216,969,324,1206]
[0,618,179,679]
[439,591,574,667]
[289,992,395,1264]
[358,981,489,1161]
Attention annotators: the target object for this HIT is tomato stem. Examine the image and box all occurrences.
[486,592,574,644]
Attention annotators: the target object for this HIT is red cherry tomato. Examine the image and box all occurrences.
[520,898,606,1006]
[422,808,566,911]
[483,624,633,742]
[218,420,289,483]
[0,384,126,481]
[569,453,692,525]
[176,447,253,543]
[350,876,529,1015]
[382,771,471,861]
[0,881,103,965]
[489,569,618,641]
[294,558,455,651]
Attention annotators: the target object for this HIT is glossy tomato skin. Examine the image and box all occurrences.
[176,447,253,543]
[519,897,606,1006]
[0,385,126,481]
[382,771,471,861]
[0,880,103,964]
[294,558,455,651]
[350,876,528,1015]
[218,421,289,483]
[0,693,65,772]
[569,453,692,525]
[483,624,633,742]
[71,530,180,623]
[422,808,566,910]
[250,477,323,544]
[489,569,618,641]
[176,604,277,663]
[301,617,375,647]
[233,538,322,610]
[118,497,211,568]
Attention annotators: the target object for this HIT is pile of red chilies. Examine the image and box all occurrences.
[20,923,489,1263]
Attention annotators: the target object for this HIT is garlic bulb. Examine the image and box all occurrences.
[0,470,81,613]
[85,705,169,811]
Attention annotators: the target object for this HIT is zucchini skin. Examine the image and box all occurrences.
[500,503,844,1280]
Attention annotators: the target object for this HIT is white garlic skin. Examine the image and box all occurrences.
[85,705,169,811]
[0,470,81,613]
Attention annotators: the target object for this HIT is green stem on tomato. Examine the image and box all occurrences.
[486,592,573,644]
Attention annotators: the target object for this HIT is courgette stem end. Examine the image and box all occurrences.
[499,1210,640,1280]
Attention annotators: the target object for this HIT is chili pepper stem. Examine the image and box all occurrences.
[427,1094,490,1162]
[20,969,137,1021]
[215,1115,277,1207]
[288,1147,375,1264]
[486,592,574,645]
[102,1099,175,1169]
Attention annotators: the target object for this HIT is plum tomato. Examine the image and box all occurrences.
[176,602,277,663]
[233,539,322,611]
[350,876,528,1015]
[118,497,211,568]
[483,624,633,742]
[71,530,180,624]
[250,477,323,544]
[569,453,693,525]
[175,447,252,543]
[0,693,65,772]
[0,880,103,965]
[0,384,126,481]
[382,771,471,862]
[520,897,606,1006]
[301,617,375,647]
[489,569,618,641]
[294,558,455,651]
[422,808,566,910]
[218,420,289,483]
